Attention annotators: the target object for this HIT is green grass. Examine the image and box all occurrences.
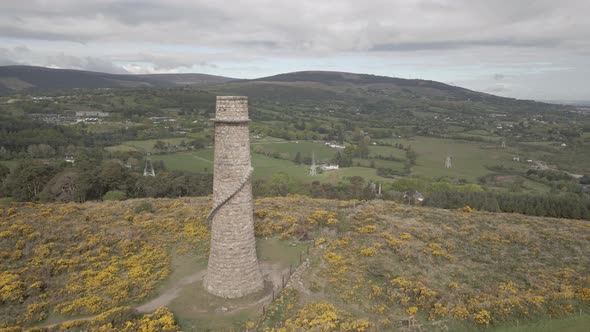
[0,197,14,207]
[151,149,307,180]
[251,136,289,144]
[453,132,503,142]
[377,136,525,182]
[152,149,396,184]
[315,167,387,183]
[464,129,494,136]
[151,149,214,173]
[520,177,551,193]
[352,158,405,170]
[257,237,307,266]
[491,314,590,332]
[545,145,590,175]
[521,141,560,148]
[253,140,339,162]
[106,138,196,153]
[107,133,582,188]
[368,145,406,159]
[251,154,308,181]
[0,160,18,171]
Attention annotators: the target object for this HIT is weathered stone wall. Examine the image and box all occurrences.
[204,96,264,298]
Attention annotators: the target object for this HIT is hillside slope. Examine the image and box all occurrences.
[255,70,490,101]
[0,66,234,93]
[203,70,570,116]
[0,66,572,116]
[0,196,588,331]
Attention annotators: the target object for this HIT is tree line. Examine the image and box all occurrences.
[424,191,590,220]
[0,152,212,202]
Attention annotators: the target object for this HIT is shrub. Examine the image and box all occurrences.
[134,202,154,213]
[104,191,127,201]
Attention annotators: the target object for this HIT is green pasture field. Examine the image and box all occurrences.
[352,158,406,171]
[490,314,590,332]
[0,160,18,171]
[85,122,133,134]
[368,145,407,160]
[151,149,308,181]
[376,136,525,182]
[252,140,339,162]
[151,149,215,173]
[317,166,390,183]
[463,129,494,136]
[250,136,289,144]
[151,148,396,184]
[106,138,198,153]
[453,132,503,142]
[545,145,590,174]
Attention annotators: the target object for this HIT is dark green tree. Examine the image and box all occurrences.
[4,161,61,201]
[0,164,9,184]
[294,152,302,164]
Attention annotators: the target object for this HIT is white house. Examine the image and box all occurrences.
[319,164,339,171]
[325,142,345,149]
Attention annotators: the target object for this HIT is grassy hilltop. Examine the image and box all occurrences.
[1,196,588,331]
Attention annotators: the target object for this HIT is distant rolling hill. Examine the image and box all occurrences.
[0,67,566,114]
[203,70,561,113]
[247,71,508,103]
[0,66,234,94]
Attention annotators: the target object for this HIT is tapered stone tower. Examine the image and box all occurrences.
[204,96,264,298]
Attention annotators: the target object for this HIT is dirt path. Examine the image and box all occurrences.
[37,262,290,328]
[36,316,95,329]
[137,262,289,313]
[190,155,213,164]
[135,269,207,313]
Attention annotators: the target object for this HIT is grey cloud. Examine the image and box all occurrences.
[0,0,588,53]
[135,53,217,70]
[233,41,279,49]
[0,48,21,65]
[0,46,32,65]
[44,53,129,74]
[370,38,563,52]
[0,25,90,43]
[82,57,130,74]
[486,84,511,93]
[13,45,30,54]
[493,74,505,80]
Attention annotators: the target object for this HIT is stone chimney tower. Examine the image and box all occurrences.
[204,96,264,298]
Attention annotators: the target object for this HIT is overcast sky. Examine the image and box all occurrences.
[1,0,589,100]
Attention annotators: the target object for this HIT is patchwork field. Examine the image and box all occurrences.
[253,140,339,162]
[104,135,581,191]
[105,138,199,153]
[150,146,400,185]
[376,137,527,181]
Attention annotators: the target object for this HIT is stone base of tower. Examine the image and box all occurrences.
[203,273,264,299]
[204,181,264,299]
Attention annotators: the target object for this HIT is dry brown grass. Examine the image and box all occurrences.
[1,196,588,331]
